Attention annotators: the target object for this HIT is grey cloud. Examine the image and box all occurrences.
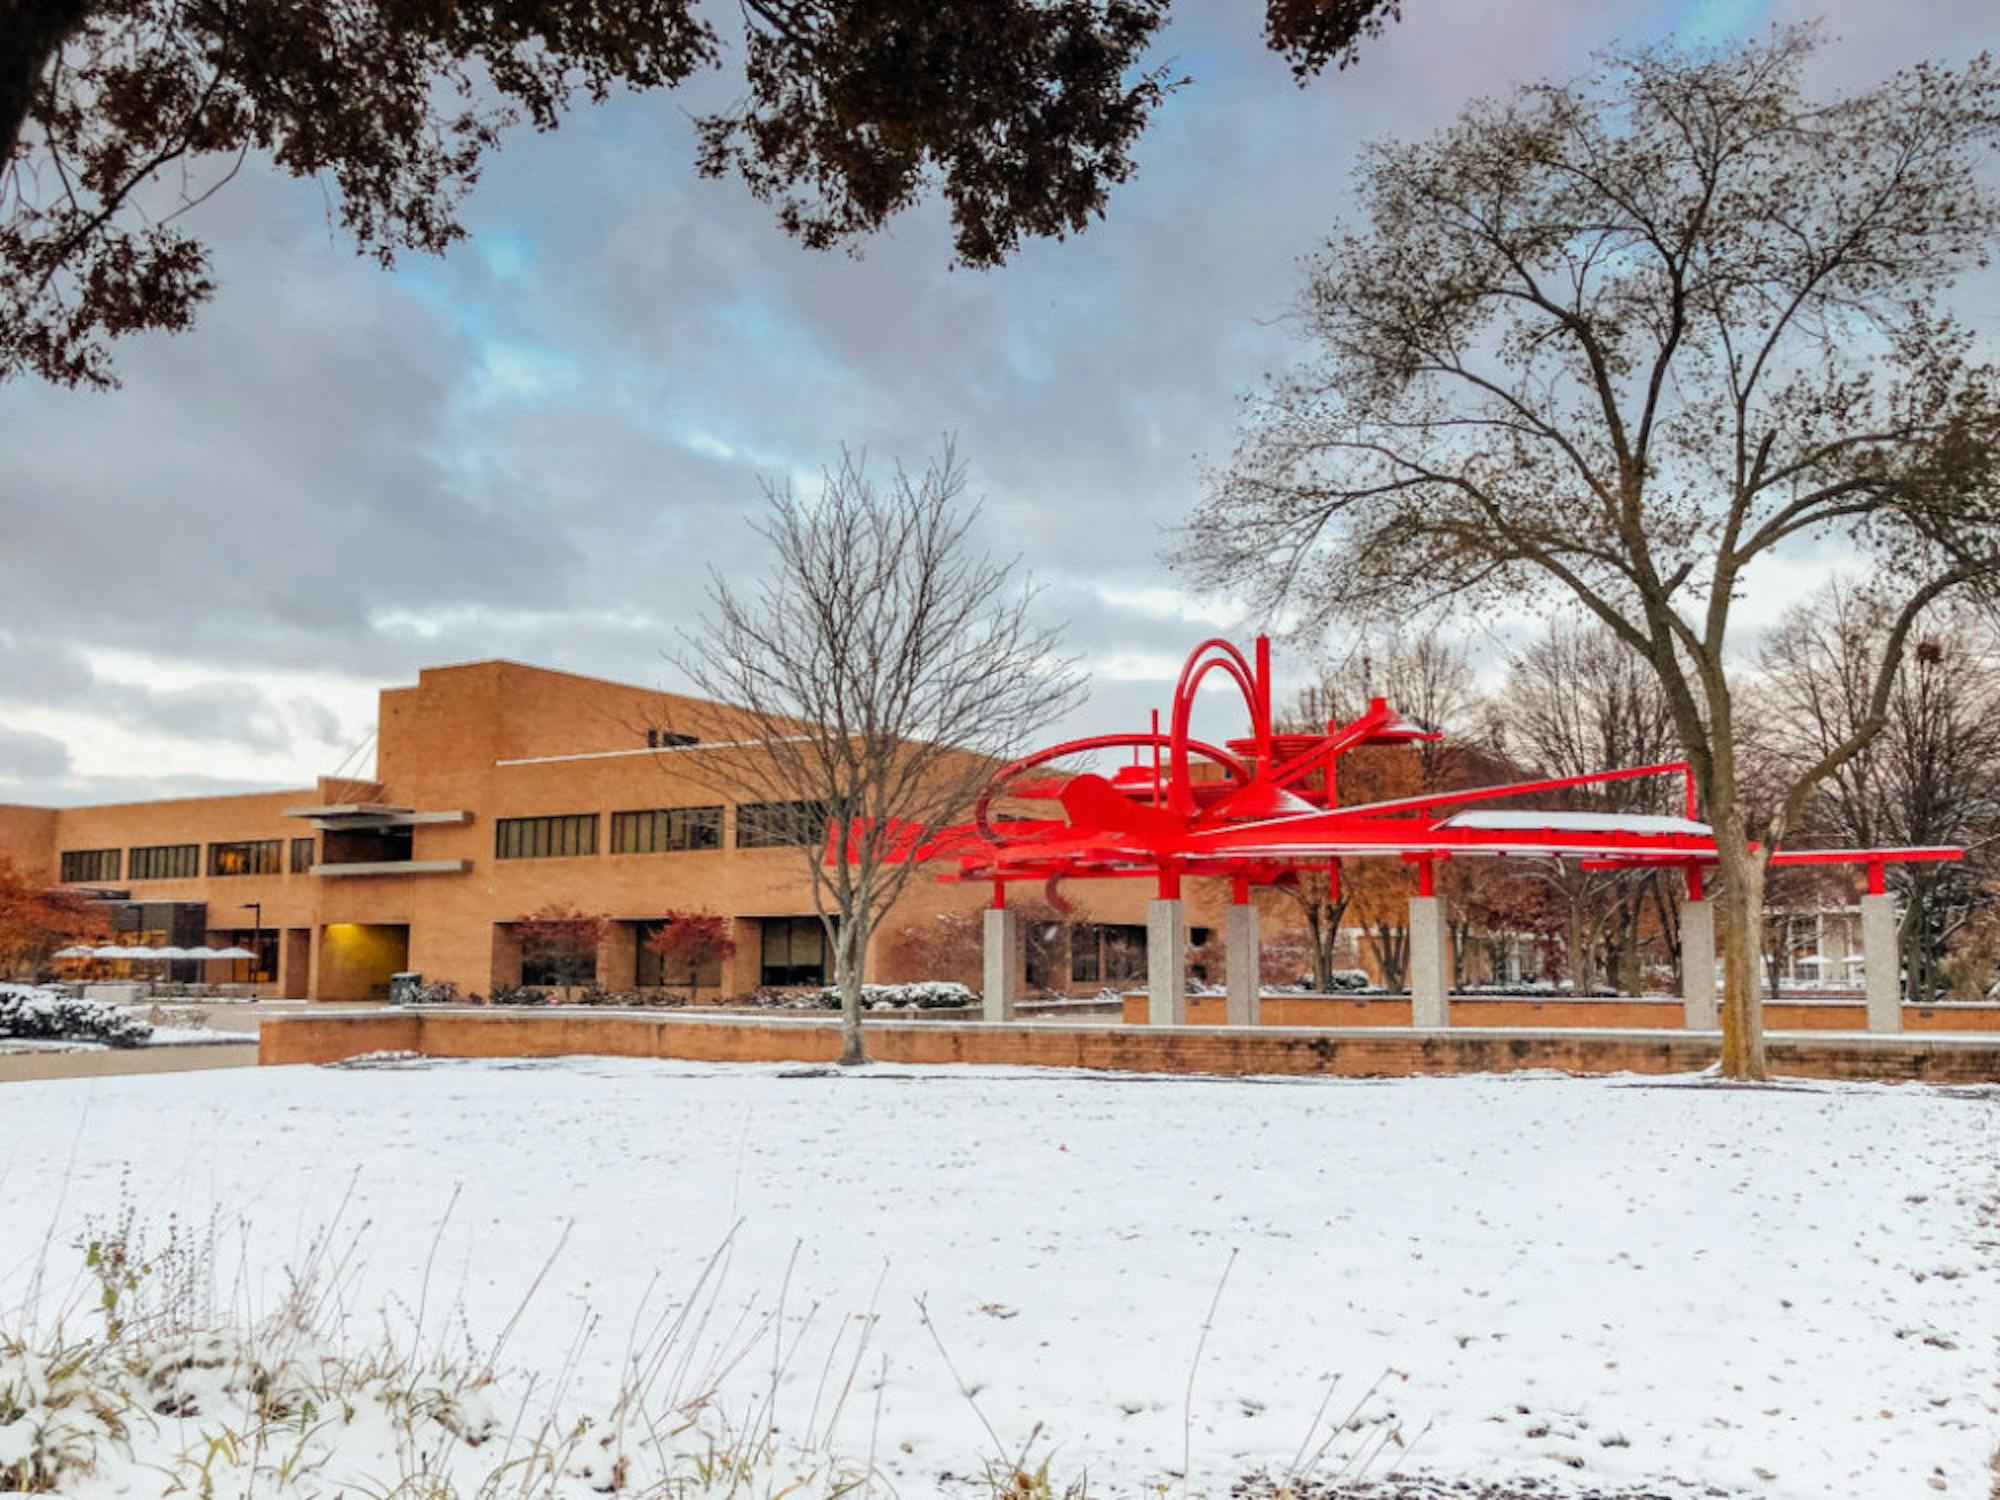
[0,629,342,755]
[0,727,72,783]
[0,633,96,703]
[1,0,1992,801]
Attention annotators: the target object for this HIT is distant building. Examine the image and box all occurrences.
[0,661,1229,1000]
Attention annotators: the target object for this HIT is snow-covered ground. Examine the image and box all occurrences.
[0,1059,1993,1497]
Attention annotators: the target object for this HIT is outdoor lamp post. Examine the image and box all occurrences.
[241,901,262,997]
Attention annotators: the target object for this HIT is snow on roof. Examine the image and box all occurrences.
[1441,809,1712,837]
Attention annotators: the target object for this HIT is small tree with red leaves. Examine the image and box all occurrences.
[645,910,737,999]
[514,905,610,995]
[0,857,109,980]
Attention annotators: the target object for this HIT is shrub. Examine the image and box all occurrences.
[571,987,647,1007]
[815,980,977,1011]
[0,985,151,1048]
[488,984,552,1007]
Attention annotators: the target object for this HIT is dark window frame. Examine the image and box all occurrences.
[1025,921,1068,991]
[209,839,283,877]
[735,800,831,849]
[758,914,832,987]
[1071,922,1147,985]
[59,848,120,883]
[289,836,317,873]
[610,806,723,855]
[494,813,599,860]
[128,844,200,881]
[636,918,727,989]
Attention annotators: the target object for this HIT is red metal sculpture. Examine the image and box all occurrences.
[900,635,1959,904]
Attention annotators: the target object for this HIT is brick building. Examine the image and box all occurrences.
[0,660,1232,1000]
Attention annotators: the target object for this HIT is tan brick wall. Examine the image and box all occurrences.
[0,804,56,879]
[259,1010,2000,1084]
[1119,994,2000,1032]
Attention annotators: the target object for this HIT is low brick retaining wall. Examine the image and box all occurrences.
[260,1008,2000,1083]
[1118,994,2000,1031]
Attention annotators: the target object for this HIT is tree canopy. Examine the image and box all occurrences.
[1,0,1401,388]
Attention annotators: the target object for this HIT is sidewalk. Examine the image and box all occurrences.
[0,1002,382,1083]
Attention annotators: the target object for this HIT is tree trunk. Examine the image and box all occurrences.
[1305,907,1332,992]
[1712,822,1769,1081]
[1373,924,1408,992]
[1616,896,1642,996]
[1565,906,1589,993]
[1651,875,1682,991]
[1901,904,1925,1005]
[835,913,868,1066]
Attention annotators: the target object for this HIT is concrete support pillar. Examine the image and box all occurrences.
[1225,901,1260,1027]
[1408,895,1451,1028]
[982,905,1022,1022]
[1680,898,1718,1030]
[1146,898,1188,1026]
[1861,892,1902,1034]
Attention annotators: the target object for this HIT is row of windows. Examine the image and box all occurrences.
[63,838,317,884]
[495,802,828,860]
[68,797,832,880]
[514,918,761,989]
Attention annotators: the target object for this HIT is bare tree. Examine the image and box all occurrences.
[1275,631,1483,990]
[669,443,1083,1065]
[1181,30,2000,1078]
[1750,585,2000,1000]
[1494,623,1682,994]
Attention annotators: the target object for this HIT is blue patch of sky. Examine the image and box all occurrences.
[1654,0,1772,46]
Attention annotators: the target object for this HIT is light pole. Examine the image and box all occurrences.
[241,901,262,998]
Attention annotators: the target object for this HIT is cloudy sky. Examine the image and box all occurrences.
[1,0,1993,807]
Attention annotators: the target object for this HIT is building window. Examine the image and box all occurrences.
[495,814,598,860]
[218,929,279,984]
[59,848,120,883]
[290,836,317,873]
[736,800,829,849]
[611,806,723,854]
[1025,921,1068,991]
[522,944,598,988]
[209,840,282,877]
[1071,923,1147,986]
[128,844,199,881]
[636,919,727,989]
[759,916,830,987]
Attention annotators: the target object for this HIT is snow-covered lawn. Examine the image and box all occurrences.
[0,1059,1993,1497]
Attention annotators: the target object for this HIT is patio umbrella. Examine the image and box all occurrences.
[182,946,226,960]
[211,946,257,960]
[54,945,95,958]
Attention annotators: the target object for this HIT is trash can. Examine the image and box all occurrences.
[388,971,423,1006]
